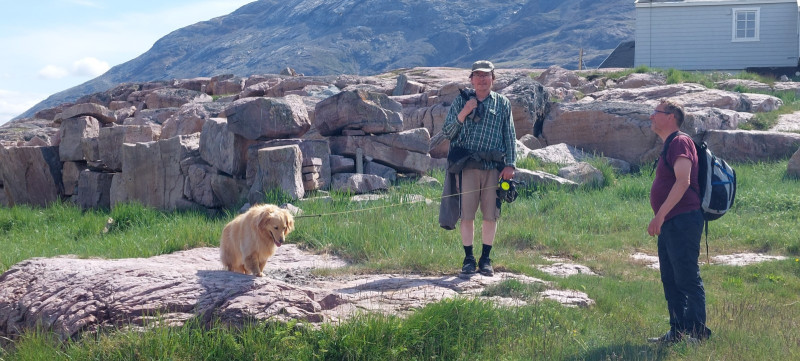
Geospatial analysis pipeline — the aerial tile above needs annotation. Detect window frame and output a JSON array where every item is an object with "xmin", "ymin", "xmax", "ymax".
[{"xmin": 732, "ymin": 7, "xmax": 760, "ymax": 42}]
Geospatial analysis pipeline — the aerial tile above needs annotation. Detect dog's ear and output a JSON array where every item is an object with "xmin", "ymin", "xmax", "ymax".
[
  {"xmin": 257, "ymin": 211, "xmax": 274, "ymax": 232},
  {"xmin": 283, "ymin": 210, "xmax": 295, "ymax": 235}
]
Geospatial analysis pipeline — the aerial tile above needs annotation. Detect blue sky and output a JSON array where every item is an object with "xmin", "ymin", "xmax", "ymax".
[{"xmin": 0, "ymin": 0, "xmax": 255, "ymax": 125}]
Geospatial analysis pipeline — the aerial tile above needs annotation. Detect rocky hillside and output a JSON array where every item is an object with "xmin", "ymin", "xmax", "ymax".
[{"xmin": 17, "ymin": 0, "xmax": 634, "ymax": 119}]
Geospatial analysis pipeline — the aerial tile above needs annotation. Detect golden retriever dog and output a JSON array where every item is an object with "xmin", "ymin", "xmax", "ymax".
[{"xmin": 219, "ymin": 204, "xmax": 295, "ymax": 277}]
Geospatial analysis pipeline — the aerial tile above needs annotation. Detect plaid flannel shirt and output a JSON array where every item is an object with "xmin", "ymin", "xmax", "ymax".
[{"xmin": 442, "ymin": 91, "xmax": 516, "ymax": 170}]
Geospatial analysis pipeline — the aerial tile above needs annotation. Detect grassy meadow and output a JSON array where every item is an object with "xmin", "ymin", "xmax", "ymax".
[{"xmin": 0, "ymin": 159, "xmax": 799, "ymax": 360}]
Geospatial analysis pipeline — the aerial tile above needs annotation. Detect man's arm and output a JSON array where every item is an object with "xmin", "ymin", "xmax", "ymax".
[
  {"xmin": 442, "ymin": 96, "xmax": 476, "ymax": 140},
  {"xmin": 648, "ymin": 156, "xmax": 692, "ymax": 236}
]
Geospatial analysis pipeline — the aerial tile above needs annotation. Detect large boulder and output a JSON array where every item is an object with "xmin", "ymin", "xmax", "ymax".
[
  {"xmin": 58, "ymin": 116, "xmax": 99, "ymax": 161},
  {"xmin": 208, "ymin": 74, "xmax": 245, "ymax": 96},
  {"xmin": 240, "ymin": 77, "xmax": 283, "ymax": 98},
  {"xmin": 174, "ymin": 77, "xmax": 211, "ymax": 92},
  {"xmin": 248, "ymin": 145, "xmax": 304, "ymax": 203},
  {"xmin": 60, "ymin": 103, "xmax": 117, "ymax": 124},
  {"xmin": 0, "ymin": 178, "xmax": 7, "ymax": 207},
  {"xmin": 534, "ymin": 65, "xmax": 586, "ymax": 89},
  {"xmin": 62, "ymin": 161, "xmax": 87, "ymax": 197},
  {"xmin": 330, "ymin": 155, "xmax": 356, "ymax": 174},
  {"xmin": 0, "ymin": 146, "xmax": 63, "ymax": 207},
  {"xmin": 314, "ymin": 90, "xmax": 403, "ymax": 136},
  {"xmin": 742, "ymin": 93, "xmax": 783, "ymax": 113},
  {"xmin": 130, "ymin": 108, "xmax": 176, "ymax": 125},
  {"xmin": 788, "ymin": 147, "xmax": 800, "ymax": 178},
  {"xmin": 395, "ymin": 92, "xmax": 450, "ymax": 158},
  {"xmin": 703, "ymin": 130, "xmax": 800, "ymax": 163},
  {"xmin": 272, "ymin": 77, "xmax": 333, "ymax": 97},
  {"xmin": 222, "ymin": 95, "xmax": 311, "ymax": 140},
  {"xmin": 183, "ymin": 162, "xmax": 246, "ymax": 209},
  {"xmin": 364, "ymin": 161, "xmax": 397, "ymax": 183},
  {"xmin": 558, "ymin": 162, "xmax": 604, "ymax": 187},
  {"xmin": 392, "ymin": 74, "xmax": 425, "ymax": 96},
  {"xmin": 514, "ymin": 168, "xmax": 578, "ymax": 190},
  {"xmin": 499, "ymin": 76, "xmax": 550, "ymax": 137},
  {"xmin": 616, "ymin": 73, "xmax": 667, "ymax": 89},
  {"xmin": 683, "ymin": 108, "xmax": 750, "ymax": 136},
  {"xmin": 540, "ymin": 101, "xmax": 658, "ymax": 164},
  {"xmin": 715, "ymin": 79, "xmax": 772, "ymax": 92},
  {"xmin": 772, "ymin": 112, "xmax": 800, "ymax": 133},
  {"xmin": 582, "ymin": 83, "xmax": 708, "ymax": 106},
  {"xmin": 115, "ymin": 134, "xmax": 200, "ymax": 211},
  {"xmin": 328, "ymin": 128, "xmax": 431, "ymax": 174},
  {"xmin": 529, "ymin": 143, "xmax": 596, "ymax": 165},
  {"xmin": 769, "ymin": 81, "xmax": 800, "ymax": 96},
  {"xmin": 143, "ymin": 88, "xmax": 212, "ymax": 109},
  {"xmin": 98, "ymin": 125, "xmax": 161, "ymax": 172},
  {"xmin": 331, "ymin": 173, "xmax": 390, "ymax": 194},
  {"xmin": 258, "ymin": 139, "xmax": 332, "ymax": 190},
  {"xmin": 668, "ymin": 89, "xmax": 753, "ymax": 112},
  {"xmin": 75, "ymin": 170, "xmax": 114, "ymax": 210},
  {"xmin": 160, "ymin": 103, "xmax": 217, "ymax": 140},
  {"xmin": 199, "ymin": 118, "xmax": 255, "ymax": 178},
  {"xmin": 519, "ymin": 134, "xmax": 544, "ymax": 150}
]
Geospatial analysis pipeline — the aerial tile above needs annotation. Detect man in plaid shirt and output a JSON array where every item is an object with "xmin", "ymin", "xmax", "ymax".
[{"xmin": 441, "ymin": 60, "xmax": 517, "ymax": 277}]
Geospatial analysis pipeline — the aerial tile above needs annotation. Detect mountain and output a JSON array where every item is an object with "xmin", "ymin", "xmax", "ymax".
[{"xmin": 16, "ymin": 0, "xmax": 634, "ymax": 120}]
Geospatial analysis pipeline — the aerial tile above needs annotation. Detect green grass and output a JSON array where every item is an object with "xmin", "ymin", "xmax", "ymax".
[
  {"xmin": 1, "ymin": 161, "xmax": 800, "ymax": 360},
  {"xmin": 0, "ymin": 201, "xmax": 227, "ymax": 273}
]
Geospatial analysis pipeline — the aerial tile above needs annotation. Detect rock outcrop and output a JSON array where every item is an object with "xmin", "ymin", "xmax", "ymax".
[
  {"xmin": 0, "ymin": 246, "xmax": 590, "ymax": 341},
  {"xmin": 0, "ymin": 146, "xmax": 63, "ymax": 207}
]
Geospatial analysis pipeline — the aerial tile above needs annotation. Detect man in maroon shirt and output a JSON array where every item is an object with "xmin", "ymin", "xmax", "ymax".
[{"xmin": 647, "ymin": 99, "xmax": 711, "ymax": 344}]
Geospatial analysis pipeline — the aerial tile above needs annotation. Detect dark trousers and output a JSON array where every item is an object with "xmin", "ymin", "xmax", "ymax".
[{"xmin": 657, "ymin": 209, "xmax": 711, "ymax": 338}]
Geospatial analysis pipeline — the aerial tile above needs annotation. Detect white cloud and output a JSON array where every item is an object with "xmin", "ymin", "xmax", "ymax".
[
  {"xmin": 35, "ymin": 58, "xmax": 110, "ymax": 81},
  {"xmin": 72, "ymin": 57, "xmax": 110, "ymax": 77},
  {"xmin": 0, "ymin": 0, "xmax": 255, "ymax": 122},
  {"xmin": 0, "ymin": 89, "xmax": 46, "ymax": 125},
  {"xmin": 38, "ymin": 65, "xmax": 69, "ymax": 80}
]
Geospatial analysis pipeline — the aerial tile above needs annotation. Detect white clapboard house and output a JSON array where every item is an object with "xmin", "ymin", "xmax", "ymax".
[{"xmin": 603, "ymin": 0, "xmax": 800, "ymax": 70}]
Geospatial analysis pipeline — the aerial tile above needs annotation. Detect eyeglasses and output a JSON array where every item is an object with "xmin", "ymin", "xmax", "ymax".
[
  {"xmin": 472, "ymin": 72, "xmax": 492, "ymax": 78},
  {"xmin": 651, "ymin": 109, "xmax": 671, "ymax": 116}
]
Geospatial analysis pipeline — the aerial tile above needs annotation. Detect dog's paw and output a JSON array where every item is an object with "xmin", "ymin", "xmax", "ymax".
[{"xmin": 256, "ymin": 272, "xmax": 265, "ymax": 277}]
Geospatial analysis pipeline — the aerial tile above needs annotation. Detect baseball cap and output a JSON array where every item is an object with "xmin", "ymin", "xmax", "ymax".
[{"xmin": 471, "ymin": 60, "xmax": 494, "ymax": 72}]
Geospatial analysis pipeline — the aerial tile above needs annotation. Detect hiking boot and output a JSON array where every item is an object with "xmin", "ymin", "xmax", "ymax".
[
  {"xmin": 647, "ymin": 330, "xmax": 682, "ymax": 344},
  {"xmin": 461, "ymin": 257, "xmax": 477, "ymax": 274},
  {"xmin": 478, "ymin": 257, "xmax": 494, "ymax": 276}
]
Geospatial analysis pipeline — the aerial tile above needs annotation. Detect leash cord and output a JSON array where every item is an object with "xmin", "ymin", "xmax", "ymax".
[{"xmin": 295, "ymin": 185, "xmax": 499, "ymax": 219}]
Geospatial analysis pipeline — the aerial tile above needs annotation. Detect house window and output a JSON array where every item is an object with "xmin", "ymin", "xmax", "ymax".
[{"xmin": 732, "ymin": 8, "xmax": 760, "ymax": 42}]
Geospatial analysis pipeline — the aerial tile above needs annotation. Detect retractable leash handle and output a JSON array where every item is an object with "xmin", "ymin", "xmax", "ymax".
[{"xmin": 497, "ymin": 178, "xmax": 525, "ymax": 204}]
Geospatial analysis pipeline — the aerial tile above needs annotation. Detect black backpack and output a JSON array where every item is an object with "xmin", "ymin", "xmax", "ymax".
[{"xmin": 659, "ymin": 131, "xmax": 737, "ymax": 261}]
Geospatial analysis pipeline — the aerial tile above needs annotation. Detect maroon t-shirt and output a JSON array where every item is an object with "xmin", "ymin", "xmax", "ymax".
[{"xmin": 650, "ymin": 133, "xmax": 701, "ymax": 221}]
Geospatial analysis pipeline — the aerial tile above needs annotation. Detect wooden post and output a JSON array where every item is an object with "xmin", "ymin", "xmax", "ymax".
[{"xmin": 579, "ymin": 48, "xmax": 583, "ymax": 70}]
